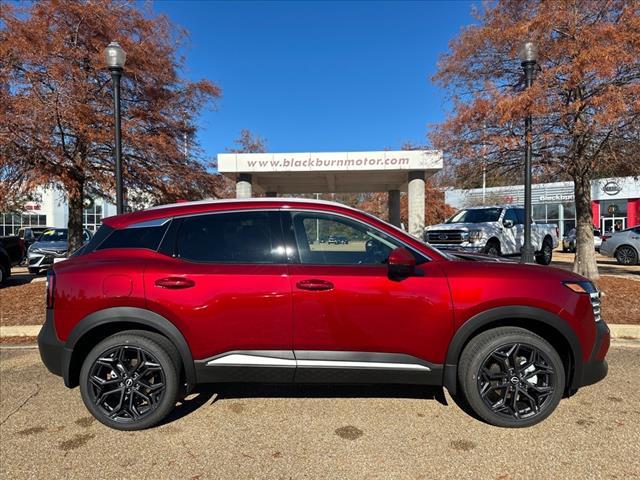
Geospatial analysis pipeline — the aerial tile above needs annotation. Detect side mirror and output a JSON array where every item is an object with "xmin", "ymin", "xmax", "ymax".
[
  {"xmin": 387, "ymin": 247, "xmax": 416, "ymax": 279},
  {"xmin": 503, "ymin": 219, "xmax": 514, "ymax": 228}
]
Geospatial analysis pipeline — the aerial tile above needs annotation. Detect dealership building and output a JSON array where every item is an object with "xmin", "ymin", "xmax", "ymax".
[
  {"xmin": 445, "ymin": 176, "xmax": 640, "ymax": 237},
  {"xmin": 0, "ymin": 187, "xmax": 117, "ymax": 237}
]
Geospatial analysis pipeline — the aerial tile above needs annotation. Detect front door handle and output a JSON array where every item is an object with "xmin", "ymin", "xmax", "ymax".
[
  {"xmin": 155, "ymin": 277, "xmax": 195, "ymax": 289},
  {"xmin": 296, "ymin": 279, "xmax": 334, "ymax": 291}
]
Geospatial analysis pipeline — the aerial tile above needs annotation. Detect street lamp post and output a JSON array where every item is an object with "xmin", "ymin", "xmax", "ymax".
[
  {"xmin": 104, "ymin": 41, "xmax": 127, "ymax": 214},
  {"xmin": 519, "ymin": 41, "xmax": 538, "ymax": 263}
]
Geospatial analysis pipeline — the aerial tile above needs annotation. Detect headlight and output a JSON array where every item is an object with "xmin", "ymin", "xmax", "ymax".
[
  {"xmin": 468, "ymin": 230, "xmax": 483, "ymax": 242},
  {"xmin": 29, "ymin": 247, "xmax": 43, "ymax": 255},
  {"xmin": 563, "ymin": 281, "xmax": 601, "ymax": 322},
  {"xmin": 563, "ymin": 281, "xmax": 597, "ymax": 294}
]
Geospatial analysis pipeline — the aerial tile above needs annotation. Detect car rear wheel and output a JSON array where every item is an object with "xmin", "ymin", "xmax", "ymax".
[
  {"xmin": 535, "ymin": 238, "xmax": 553, "ymax": 265},
  {"xmin": 615, "ymin": 245, "xmax": 638, "ymax": 265},
  {"xmin": 458, "ymin": 327, "xmax": 565, "ymax": 428},
  {"xmin": 79, "ymin": 332, "xmax": 179, "ymax": 431}
]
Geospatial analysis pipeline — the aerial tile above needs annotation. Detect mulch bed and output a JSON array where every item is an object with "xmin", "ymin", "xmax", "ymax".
[
  {"xmin": 1, "ymin": 274, "xmax": 638, "ymax": 327},
  {"xmin": 596, "ymin": 276, "xmax": 640, "ymax": 325},
  {"xmin": 0, "ymin": 282, "xmax": 45, "ymax": 327}
]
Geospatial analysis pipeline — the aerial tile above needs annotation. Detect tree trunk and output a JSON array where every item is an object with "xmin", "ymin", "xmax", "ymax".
[
  {"xmin": 572, "ymin": 173, "xmax": 599, "ymax": 280},
  {"xmin": 67, "ymin": 179, "xmax": 85, "ymax": 255}
]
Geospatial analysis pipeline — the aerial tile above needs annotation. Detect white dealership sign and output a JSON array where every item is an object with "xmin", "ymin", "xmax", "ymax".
[{"xmin": 218, "ymin": 150, "xmax": 443, "ymax": 173}]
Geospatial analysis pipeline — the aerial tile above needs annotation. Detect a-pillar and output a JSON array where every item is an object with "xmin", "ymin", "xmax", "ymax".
[
  {"xmin": 408, "ymin": 171, "xmax": 425, "ymax": 238},
  {"xmin": 388, "ymin": 190, "xmax": 401, "ymax": 227},
  {"xmin": 236, "ymin": 173, "xmax": 252, "ymax": 199}
]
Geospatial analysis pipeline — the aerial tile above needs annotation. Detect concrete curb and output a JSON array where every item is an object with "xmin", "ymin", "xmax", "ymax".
[{"xmin": 1, "ymin": 323, "xmax": 640, "ymax": 339}]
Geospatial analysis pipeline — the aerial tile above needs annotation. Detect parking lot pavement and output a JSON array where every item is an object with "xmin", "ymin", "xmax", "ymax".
[{"xmin": 1, "ymin": 347, "xmax": 639, "ymax": 480}]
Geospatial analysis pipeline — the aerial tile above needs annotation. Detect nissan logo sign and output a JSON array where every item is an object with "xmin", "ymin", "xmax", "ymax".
[{"xmin": 602, "ymin": 181, "xmax": 621, "ymax": 196}]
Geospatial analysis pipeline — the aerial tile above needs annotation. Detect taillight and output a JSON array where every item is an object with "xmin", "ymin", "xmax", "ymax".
[{"xmin": 46, "ymin": 269, "xmax": 56, "ymax": 309}]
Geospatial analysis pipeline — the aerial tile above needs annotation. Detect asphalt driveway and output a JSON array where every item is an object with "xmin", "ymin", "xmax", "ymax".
[{"xmin": 1, "ymin": 345, "xmax": 639, "ymax": 479}]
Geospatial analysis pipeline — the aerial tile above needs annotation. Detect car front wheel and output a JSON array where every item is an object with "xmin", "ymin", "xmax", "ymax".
[
  {"xmin": 79, "ymin": 332, "xmax": 179, "ymax": 430},
  {"xmin": 458, "ymin": 327, "xmax": 565, "ymax": 428}
]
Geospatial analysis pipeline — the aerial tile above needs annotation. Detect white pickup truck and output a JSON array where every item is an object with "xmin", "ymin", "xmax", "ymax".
[{"xmin": 424, "ymin": 205, "xmax": 559, "ymax": 265}]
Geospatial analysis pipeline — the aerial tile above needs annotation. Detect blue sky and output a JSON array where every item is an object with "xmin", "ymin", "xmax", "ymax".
[{"xmin": 152, "ymin": 1, "xmax": 476, "ymax": 161}]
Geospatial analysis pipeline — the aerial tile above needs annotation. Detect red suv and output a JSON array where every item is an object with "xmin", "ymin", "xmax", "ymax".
[{"xmin": 38, "ymin": 199, "xmax": 609, "ymax": 430}]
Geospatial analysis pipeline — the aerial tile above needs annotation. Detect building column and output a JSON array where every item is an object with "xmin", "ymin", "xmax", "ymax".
[
  {"xmin": 236, "ymin": 173, "xmax": 252, "ymax": 199},
  {"xmin": 591, "ymin": 201, "xmax": 600, "ymax": 229},
  {"xmin": 558, "ymin": 203, "xmax": 565, "ymax": 239},
  {"xmin": 407, "ymin": 171, "xmax": 425, "ymax": 238},
  {"xmin": 628, "ymin": 199, "xmax": 638, "ymax": 227},
  {"xmin": 388, "ymin": 189, "xmax": 401, "ymax": 227}
]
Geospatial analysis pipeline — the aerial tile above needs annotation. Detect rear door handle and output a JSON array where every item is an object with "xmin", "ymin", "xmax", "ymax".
[
  {"xmin": 155, "ymin": 277, "xmax": 195, "ymax": 289},
  {"xmin": 296, "ymin": 279, "xmax": 334, "ymax": 291}
]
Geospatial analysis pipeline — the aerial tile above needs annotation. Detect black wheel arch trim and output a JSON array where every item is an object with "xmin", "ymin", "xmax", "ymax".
[
  {"xmin": 64, "ymin": 307, "xmax": 195, "ymax": 389},
  {"xmin": 442, "ymin": 306, "xmax": 583, "ymax": 396}
]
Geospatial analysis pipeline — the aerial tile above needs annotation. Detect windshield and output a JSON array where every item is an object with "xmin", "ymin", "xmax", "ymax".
[
  {"xmin": 446, "ymin": 208, "xmax": 502, "ymax": 224},
  {"xmin": 38, "ymin": 229, "xmax": 68, "ymax": 242}
]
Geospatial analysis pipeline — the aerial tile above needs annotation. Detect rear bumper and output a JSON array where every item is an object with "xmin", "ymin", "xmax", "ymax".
[
  {"xmin": 37, "ymin": 310, "xmax": 72, "ymax": 384},
  {"xmin": 573, "ymin": 320, "xmax": 610, "ymax": 389}
]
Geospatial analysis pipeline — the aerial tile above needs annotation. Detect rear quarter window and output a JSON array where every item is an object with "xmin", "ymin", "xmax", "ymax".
[{"xmin": 97, "ymin": 223, "xmax": 169, "ymax": 251}]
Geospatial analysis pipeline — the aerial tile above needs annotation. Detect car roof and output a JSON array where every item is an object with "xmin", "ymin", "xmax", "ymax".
[
  {"xmin": 462, "ymin": 205, "xmax": 519, "ymax": 210},
  {"xmin": 102, "ymin": 197, "xmax": 362, "ymax": 229}
]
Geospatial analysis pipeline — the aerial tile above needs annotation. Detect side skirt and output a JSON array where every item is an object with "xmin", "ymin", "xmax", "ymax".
[{"xmin": 194, "ymin": 350, "xmax": 443, "ymax": 386}]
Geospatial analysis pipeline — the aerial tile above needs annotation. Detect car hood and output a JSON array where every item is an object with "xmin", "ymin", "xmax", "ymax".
[
  {"xmin": 426, "ymin": 222, "xmax": 494, "ymax": 231},
  {"xmin": 448, "ymin": 251, "xmax": 517, "ymax": 263},
  {"xmin": 30, "ymin": 240, "xmax": 68, "ymax": 252}
]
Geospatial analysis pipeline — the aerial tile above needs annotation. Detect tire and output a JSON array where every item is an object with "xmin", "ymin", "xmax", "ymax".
[
  {"xmin": 458, "ymin": 327, "xmax": 565, "ymax": 428},
  {"xmin": 79, "ymin": 331, "xmax": 179, "ymax": 431},
  {"xmin": 484, "ymin": 240, "xmax": 501, "ymax": 257},
  {"xmin": 28, "ymin": 267, "xmax": 39, "ymax": 275},
  {"xmin": 0, "ymin": 262, "xmax": 7, "ymax": 286},
  {"xmin": 615, "ymin": 245, "xmax": 638, "ymax": 265},
  {"xmin": 535, "ymin": 238, "xmax": 553, "ymax": 265}
]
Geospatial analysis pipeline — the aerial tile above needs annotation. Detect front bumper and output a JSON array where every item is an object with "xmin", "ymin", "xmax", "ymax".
[
  {"xmin": 28, "ymin": 251, "xmax": 65, "ymax": 269},
  {"xmin": 574, "ymin": 320, "xmax": 610, "ymax": 389},
  {"xmin": 38, "ymin": 310, "xmax": 72, "ymax": 385}
]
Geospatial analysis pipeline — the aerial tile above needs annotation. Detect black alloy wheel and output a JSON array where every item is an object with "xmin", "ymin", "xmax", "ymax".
[
  {"xmin": 87, "ymin": 345, "xmax": 166, "ymax": 422},
  {"xmin": 477, "ymin": 343, "xmax": 555, "ymax": 420},
  {"xmin": 615, "ymin": 245, "xmax": 638, "ymax": 265},
  {"xmin": 458, "ymin": 327, "xmax": 565, "ymax": 428},
  {"xmin": 80, "ymin": 332, "xmax": 179, "ymax": 430}
]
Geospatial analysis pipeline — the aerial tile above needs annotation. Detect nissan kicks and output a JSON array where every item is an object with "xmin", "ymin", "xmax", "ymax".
[{"xmin": 38, "ymin": 198, "xmax": 609, "ymax": 430}]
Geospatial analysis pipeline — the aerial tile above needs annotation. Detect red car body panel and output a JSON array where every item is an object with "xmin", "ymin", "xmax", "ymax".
[
  {"xmin": 143, "ymin": 257, "xmax": 292, "ymax": 360},
  {"xmin": 289, "ymin": 262, "xmax": 453, "ymax": 364}
]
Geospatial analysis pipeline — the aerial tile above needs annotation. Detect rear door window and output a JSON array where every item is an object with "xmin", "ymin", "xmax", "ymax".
[{"xmin": 175, "ymin": 211, "xmax": 283, "ymax": 264}]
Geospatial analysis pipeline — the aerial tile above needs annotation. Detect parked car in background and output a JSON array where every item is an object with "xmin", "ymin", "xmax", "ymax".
[
  {"xmin": 424, "ymin": 205, "xmax": 559, "ymax": 265},
  {"xmin": 0, "ymin": 236, "xmax": 25, "ymax": 285},
  {"xmin": 17, "ymin": 226, "xmax": 53, "ymax": 264},
  {"xmin": 27, "ymin": 228, "xmax": 92, "ymax": 274},
  {"xmin": 39, "ymin": 198, "xmax": 608, "ymax": 431},
  {"xmin": 599, "ymin": 226, "xmax": 640, "ymax": 265},
  {"xmin": 562, "ymin": 228, "xmax": 602, "ymax": 252},
  {"xmin": 327, "ymin": 234, "xmax": 349, "ymax": 244}
]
